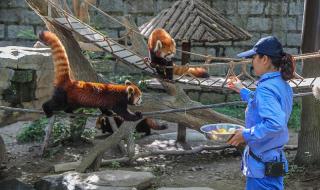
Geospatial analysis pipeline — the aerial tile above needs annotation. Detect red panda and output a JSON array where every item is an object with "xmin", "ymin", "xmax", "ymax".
[
  {"xmin": 39, "ymin": 31, "xmax": 142, "ymax": 121},
  {"xmin": 96, "ymin": 114, "xmax": 168, "ymax": 136},
  {"xmin": 147, "ymin": 28, "xmax": 209, "ymax": 80}
]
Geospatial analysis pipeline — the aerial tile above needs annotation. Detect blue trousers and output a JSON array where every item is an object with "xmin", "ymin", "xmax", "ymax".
[{"xmin": 246, "ymin": 176, "xmax": 284, "ymax": 190}]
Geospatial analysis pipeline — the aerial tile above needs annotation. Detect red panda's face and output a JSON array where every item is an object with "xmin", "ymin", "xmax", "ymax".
[
  {"xmin": 95, "ymin": 116, "xmax": 106, "ymax": 130},
  {"xmin": 125, "ymin": 80, "xmax": 142, "ymax": 105},
  {"xmin": 148, "ymin": 29, "xmax": 176, "ymax": 61}
]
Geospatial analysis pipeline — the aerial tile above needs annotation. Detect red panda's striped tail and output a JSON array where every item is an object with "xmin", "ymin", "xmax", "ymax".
[
  {"xmin": 39, "ymin": 31, "xmax": 71, "ymax": 86},
  {"xmin": 188, "ymin": 67, "xmax": 210, "ymax": 78}
]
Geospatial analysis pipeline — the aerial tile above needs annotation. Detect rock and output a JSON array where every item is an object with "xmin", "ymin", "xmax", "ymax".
[
  {"xmin": 0, "ymin": 178, "xmax": 35, "ymax": 190},
  {"xmin": 34, "ymin": 170, "xmax": 155, "ymax": 190}
]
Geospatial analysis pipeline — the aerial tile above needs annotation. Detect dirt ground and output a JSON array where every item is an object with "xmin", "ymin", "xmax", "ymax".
[{"xmin": 0, "ymin": 120, "xmax": 320, "ymax": 190}]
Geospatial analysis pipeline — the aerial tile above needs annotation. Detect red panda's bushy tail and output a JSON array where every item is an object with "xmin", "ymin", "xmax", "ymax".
[
  {"xmin": 140, "ymin": 118, "xmax": 168, "ymax": 130},
  {"xmin": 173, "ymin": 65, "xmax": 210, "ymax": 78},
  {"xmin": 187, "ymin": 67, "xmax": 210, "ymax": 78},
  {"xmin": 39, "ymin": 31, "xmax": 71, "ymax": 86}
]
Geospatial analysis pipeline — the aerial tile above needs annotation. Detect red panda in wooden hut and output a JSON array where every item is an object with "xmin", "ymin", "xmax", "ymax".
[{"xmin": 147, "ymin": 28, "xmax": 209, "ymax": 80}]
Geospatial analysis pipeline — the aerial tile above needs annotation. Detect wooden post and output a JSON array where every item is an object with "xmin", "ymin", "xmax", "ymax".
[
  {"xmin": 178, "ymin": 41, "xmax": 191, "ymax": 148},
  {"xmin": 181, "ymin": 41, "xmax": 191, "ymax": 65},
  {"xmin": 0, "ymin": 135, "xmax": 5, "ymax": 166},
  {"xmin": 177, "ymin": 123, "xmax": 186, "ymax": 143},
  {"xmin": 41, "ymin": 116, "xmax": 55, "ymax": 156}
]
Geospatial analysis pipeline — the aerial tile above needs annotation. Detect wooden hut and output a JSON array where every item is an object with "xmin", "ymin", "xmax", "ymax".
[{"xmin": 139, "ymin": 0, "xmax": 252, "ymax": 64}]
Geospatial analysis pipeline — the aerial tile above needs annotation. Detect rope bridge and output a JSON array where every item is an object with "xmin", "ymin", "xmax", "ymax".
[{"xmin": 46, "ymin": 0, "xmax": 320, "ymax": 91}]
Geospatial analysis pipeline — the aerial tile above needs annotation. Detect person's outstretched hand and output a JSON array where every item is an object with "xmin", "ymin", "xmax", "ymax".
[{"xmin": 227, "ymin": 76, "xmax": 244, "ymax": 93}]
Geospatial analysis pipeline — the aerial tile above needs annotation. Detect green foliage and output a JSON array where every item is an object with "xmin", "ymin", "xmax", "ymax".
[
  {"xmin": 133, "ymin": 131, "xmax": 144, "ymax": 140},
  {"xmin": 75, "ymin": 108, "xmax": 98, "ymax": 114},
  {"xmin": 110, "ymin": 161, "xmax": 121, "ymax": 169},
  {"xmin": 83, "ymin": 51, "xmax": 113, "ymax": 61},
  {"xmin": 288, "ymin": 101, "xmax": 301, "ymax": 130},
  {"xmin": 17, "ymin": 29, "xmax": 37, "ymax": 40},
  {"xmin": 17, "ymin": 117, "xmax": 48, "ymax": 143},
  {"xmin": 212, "ymin": 101, "xmax": 301, "ymax": 129},
  {"xmin": 17, "ymin": 108, "xmax": 99, "ymax": 143},
  {"xmin": 81, "ymin": 128, "xmax": 97, "ymax": 141},
  {"xmin": 213, "ymin": 105, "xmax": 246, "ymax": 120},
  {"xmin": 52, "ymin": 121, "xmax": 70, "ymax": 143}
]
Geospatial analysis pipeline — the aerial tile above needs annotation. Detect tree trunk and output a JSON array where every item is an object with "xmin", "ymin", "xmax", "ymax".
[
  {"xmin": 26, "ymin": 0, "xmax": 102, "ymax": 82},
  {"xmin": 295, "ymin": 0, "xmax": 320, "ymax": 165}
]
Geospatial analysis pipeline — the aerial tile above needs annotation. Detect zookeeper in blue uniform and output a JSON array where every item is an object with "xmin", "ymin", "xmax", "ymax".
[{"xmin": 227, "ymin": 36, "xmax": 295, "ymax": 190}]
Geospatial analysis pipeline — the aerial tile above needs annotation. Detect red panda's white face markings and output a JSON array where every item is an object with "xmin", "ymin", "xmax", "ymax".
[
  {"xmin": 125, "ymin": 80, "xmax": 142, "ymax": 105},
  {"xmin": 148, "ymin": 28, "xmax": 176, "ymax": 61}
]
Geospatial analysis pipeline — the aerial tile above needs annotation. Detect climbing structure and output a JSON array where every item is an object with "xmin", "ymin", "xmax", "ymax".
[{"xmin": 46, "ymin": 0, "xmax": 320, "ymax": 92}]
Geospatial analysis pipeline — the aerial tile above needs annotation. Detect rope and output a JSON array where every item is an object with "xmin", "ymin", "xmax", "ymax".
[{"xmin": 0, "ymin": 92, "xmax": 313, "ymax": 117}]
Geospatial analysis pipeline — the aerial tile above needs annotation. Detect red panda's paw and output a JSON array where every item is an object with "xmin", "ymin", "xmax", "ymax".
[
  {"xmin": 143, "ymin": 57, "xmax": 150, "ymax": 63},
  {"xmin": 135, "ymin": 111, "xmax": 143, "ymax": 119}
]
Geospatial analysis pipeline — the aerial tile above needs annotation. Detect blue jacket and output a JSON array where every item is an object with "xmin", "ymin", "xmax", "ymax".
[{"xmin": 240, "ymin": 71, "xmax": 293, "ymax": 178}]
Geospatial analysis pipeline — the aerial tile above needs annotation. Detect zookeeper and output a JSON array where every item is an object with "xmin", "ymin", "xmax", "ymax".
[{"xmin": 227, "ymin": 36, "xmax": 295, "ymax": 190}]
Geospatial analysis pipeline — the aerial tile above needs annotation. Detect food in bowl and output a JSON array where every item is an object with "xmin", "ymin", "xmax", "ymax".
[{"xmin": 200, "ymin": 123, "xmax": 244, "ymax": 142}]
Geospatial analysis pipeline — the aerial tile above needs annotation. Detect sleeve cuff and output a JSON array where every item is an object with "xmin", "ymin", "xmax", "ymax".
[
  {"xmin": 242, "ymin": 128, "xmax": 252, "ymax": 143},
  {"xmin": 240, "ymin": 88, "xmax": 252, "ymax": 102}
]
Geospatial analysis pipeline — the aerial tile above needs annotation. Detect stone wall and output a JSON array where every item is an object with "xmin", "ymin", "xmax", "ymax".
[
  {"xmin": 93, "ymin": 0, "xmax": 304, "ymax": 57},
  {"xmin": 0, "ymin": 0, "xmax": 304, "ymax": 74},
  {"xmin": 0, "ymin": 0, "xmax": 45, "ymax": 47},
  {"xmin": 0, "ymin": 46, "xmax": 53, "ymax": 126},
  {"xmin": 0, "ymin": 0, "xmax": 304, "ymax": 51}
]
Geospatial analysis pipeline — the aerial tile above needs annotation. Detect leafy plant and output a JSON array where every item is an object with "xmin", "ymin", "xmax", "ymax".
[
  {"xmin": 17, "ymin": 29, "xmax": 37, "ymax": 40},
  {"xmin": 213, "ymin": 105, "xmax": 246, "ymax": 120},
  {"xmin": 287, "ymin": 101, "xmax": 301, "ymax": 130},
  {"xmin": 81, "ymin": 128, "xmax": 97, "ymax": 141},
  {"xmin": 17, "ymin": 117, "xmax": 48, "ymax": 143},
  {"xmin": 52, "ymin": 121, "xmax": 70, "ymax": 143},
  {"xmin": 110, "ymin": 161, "xmax": 121, "ymax": 169}
]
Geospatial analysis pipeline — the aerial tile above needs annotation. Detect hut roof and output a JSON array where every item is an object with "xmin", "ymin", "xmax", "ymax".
[{"xmin": 139, "ymin": 0, "xmax": 251, "ymax": 42}]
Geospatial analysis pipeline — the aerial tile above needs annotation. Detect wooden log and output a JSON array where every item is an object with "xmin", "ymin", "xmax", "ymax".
[
  {"xmin": 41, "ymin": 116, "xmax": 55, "ymax": 157},
  {"xmin": 75, "ymin": 120, "xmax": 141, "ymax": 173}
]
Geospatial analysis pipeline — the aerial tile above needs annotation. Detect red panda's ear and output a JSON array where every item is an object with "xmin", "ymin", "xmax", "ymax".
[
  {"xmin": 154, "ymin": 40, "xmax": 162, "ymax": 52},
  {"xmin": 172, "ymin": 39, "xmax": 176, "ymax": 47},
  {"xmin": 125, "ymin": 80, "xmax": 132, "ymax": 86},
  {"xmin": 126, "ymin": 86, "xmax": 134, "ymax": 96}
]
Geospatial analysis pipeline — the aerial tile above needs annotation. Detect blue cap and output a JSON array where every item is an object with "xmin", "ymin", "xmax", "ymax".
[{"xmin": 237, "ymin": 36, "xmax": 283, "ymax": 58}]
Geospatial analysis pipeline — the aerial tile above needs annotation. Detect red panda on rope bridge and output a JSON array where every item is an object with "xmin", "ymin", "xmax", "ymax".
[
  {"xmin": 39, "ymin": 31, "xmax": 142, "ymax": 121},
  {"xmin": 147, "ymin": 28, "xmax": 209, "ymax": 81}
]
